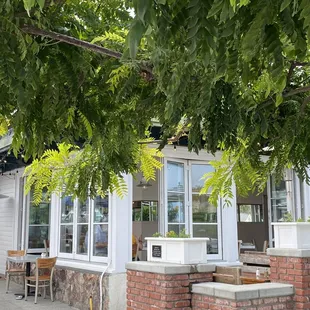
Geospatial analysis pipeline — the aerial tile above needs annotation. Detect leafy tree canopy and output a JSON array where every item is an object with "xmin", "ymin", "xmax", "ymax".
[{"xmin": 2, "ymin": 0, "xmax": 310, "ymax": 204}]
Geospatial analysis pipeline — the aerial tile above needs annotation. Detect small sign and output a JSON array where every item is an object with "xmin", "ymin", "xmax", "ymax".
[{"xmin": 152, "ymin": 245, "xmax": 162, "ymax": 258}]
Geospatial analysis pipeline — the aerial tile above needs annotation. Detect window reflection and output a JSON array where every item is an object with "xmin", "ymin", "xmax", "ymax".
[
  {"xmin": 28, "ymin": 189, "xmax": 50, "ymax": 249},
  {"xmin": 93, "ymin": 224, "xmax": 108, "ymax": 257}
]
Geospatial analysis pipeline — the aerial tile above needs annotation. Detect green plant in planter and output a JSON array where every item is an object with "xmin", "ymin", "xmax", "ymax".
[
  {"xmin": 152, "ymin": 229, "xmax": 190, "ymax": 238},
  {"xmin": 282, "ymin": 212, "xmax": 310, "ymax": 223},
  {"xmin": 283, "ymin": 212, "xmax": 294, "ymax": 222},
  {"xmin": 152, "ymin": 232, "xmax": 163, "ymax": 237},
  {"xmin": 179, "ymin": 228, "xmax": 191, "ymax": 238},
  {"xmin": 165, "ymin": 230, "xmax": 178, "ymax": 238}
]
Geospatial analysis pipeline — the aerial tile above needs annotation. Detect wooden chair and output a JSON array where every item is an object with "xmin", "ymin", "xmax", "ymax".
[
  {"xmin": 43, "ymin": 240, "xmax": 50, "ymax": 257},
  {"xmin": 263, "ymin": 240, "xmax": 269, "ymax": 252},
  {"xmin": 213, "ymin": 266, "xmax": 242, "ymax": 285},
  {"xmin": 25, "ymin": 257, "xmax": 57, "ymax": 304},
  {"xmin": 6, "ymin": 250, "xmax": 26, "ymax": 293}
]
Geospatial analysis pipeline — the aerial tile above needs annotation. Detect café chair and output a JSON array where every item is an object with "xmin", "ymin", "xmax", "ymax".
[
  {"xmin": 25, "ymin": 257, "xmax": 57, "ymax": 304},
  {"xmin": 43, "ymin": 239, "xmax": 50, "ymax": 257},
  {"xmin": 6, "ymin": 250, "xmax": 26, "ymax": 293}
]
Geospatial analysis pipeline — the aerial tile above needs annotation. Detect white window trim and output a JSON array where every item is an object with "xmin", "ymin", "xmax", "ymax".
[
  {"xmin": 25, "ymin": 191, "xmax": 51, "ymax": 254},
  {"xmin": 163, "ymin": 157, "xmax": 224, "ymax": 260},
  {"xmin": 165, "ymin": 158, "xmax": 188, "ymax": 234},
  {"xmin": 56, "ymin": 194, "xmax": 110, "ymax": 264}
]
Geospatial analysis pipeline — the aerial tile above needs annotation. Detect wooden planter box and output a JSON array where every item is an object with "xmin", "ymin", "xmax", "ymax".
[
  {"xmin": 272, "ymin": 222, "xmax": 310, "ymax": 249},
  {"xmin": 145, "ymin": 237, "xmax": 208, "ymax": 264}
]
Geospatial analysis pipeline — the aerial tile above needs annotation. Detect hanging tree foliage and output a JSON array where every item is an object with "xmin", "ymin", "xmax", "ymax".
[{"xmin": 1, "ymin": 0, "xmax": 310, "ymax": 203}]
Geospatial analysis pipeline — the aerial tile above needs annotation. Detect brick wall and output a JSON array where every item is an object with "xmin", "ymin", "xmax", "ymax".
[
  {"xmin": 191, "ymin": 295, "xmax": 294, "ymax": 310},
  {"xmin": 269, "ymin": 256, "xmax": 310, "ymax": 309},
  {"xmin": 127, "ymin": 269, "xmax": 213, "ymax": 310}
]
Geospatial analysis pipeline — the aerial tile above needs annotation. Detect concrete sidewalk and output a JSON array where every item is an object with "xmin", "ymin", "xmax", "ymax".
[{"xmin": 0, "ymin": 279, "xmax": 78, "ymax": 310}]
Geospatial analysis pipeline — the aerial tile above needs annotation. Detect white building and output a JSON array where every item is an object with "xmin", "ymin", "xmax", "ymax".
[{"xmin": 0, "ymin": 138, "xmax": 309, "ymax": 309}]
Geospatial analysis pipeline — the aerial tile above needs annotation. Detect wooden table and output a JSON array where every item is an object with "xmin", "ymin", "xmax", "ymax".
[{"xmin": 7, "ymin": 255, "xmax": 41, "ymax": 295}]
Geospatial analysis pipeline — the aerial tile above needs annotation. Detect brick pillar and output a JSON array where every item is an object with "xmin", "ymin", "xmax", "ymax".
[
  {"xmin": 126, "ymin": 262, "xmax": 215, "ymax": 310},
  {"xmin": 268, "ymin": 248, "xmax": 310, "ymax": 309}
]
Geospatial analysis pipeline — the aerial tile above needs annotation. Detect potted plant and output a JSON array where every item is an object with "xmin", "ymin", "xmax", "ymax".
[
  {"xmin": 145, "ymin": 229, "xmax": 208, "ymax": 264},
  {"xmin": 272, "ymin": 213, "xmax": 310, "ymax": 249}
]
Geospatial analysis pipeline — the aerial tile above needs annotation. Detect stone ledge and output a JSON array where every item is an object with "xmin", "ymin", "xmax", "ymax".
[
  {"xmin": 192, "ymin": 282, "xmax": 294, "ymax": 301},
  {"xmin": 267, "ymin": 248, "xmax": 310, "ymax": 257},
  {"xmin": 125, "ymin": 261, "xmax": 216, "ymax": 274}
]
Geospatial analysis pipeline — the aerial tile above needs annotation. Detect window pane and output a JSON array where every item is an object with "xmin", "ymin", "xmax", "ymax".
[
  {"xmin": 168, "ymin": 193, "xmax": 185, "ymax": 223},
  {"xmin": 191, "ymin": 164, "xmax": 214, "ymax": 192},
  {"xmin": 28, "ymin": 226, "xmax": 49, "ymax": 248},
  {"xmin": 167, "ymin": 224, "xmax": 185, "ymax": 235},
  {"xmin": 193, "ymin": 224, "xmax": 218, "ymax": 254},
  {"xmin": 29, "ymin": 202, "xmax": 50, "ymax": 225},
  {"xmin": 59, "ymin": 225, "xmax": 73, "ymax": 253},
  {"xmin": 192, "ymin": 194, "xmax": 217, "ymax": 223},
  {"xmin": 77, "ymin": 200, "xmax": 89, "ymax": 223},
  {"xmin": 94, "ymin": 196, "xmax": 109, "ymax": 223},
  {"xmin": 270, "ymin": 177, "xmax": 288, "ymax": 222},
  {"xmin": 238, "ymin": 204, "xmax": 263, "ymax": 222},
  {"xmin": 167, "ymin": 162, "xmax": 184, "ymax": 192},
  {"xmin": 61, "ymin": 196, "xmax": 74, "ymax": 223},
  {"xmin": 77, "ymin": 224, "xmax": 88, "ymax": 255},
  {"xmin": 93, "ymin": 224, "xmax": 108, "ymax": 257}
]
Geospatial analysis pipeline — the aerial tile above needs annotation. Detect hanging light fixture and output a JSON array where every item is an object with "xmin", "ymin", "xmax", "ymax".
[{"xmin": 136, "ymin": 177, "xmax": 152, "ymax": 189}]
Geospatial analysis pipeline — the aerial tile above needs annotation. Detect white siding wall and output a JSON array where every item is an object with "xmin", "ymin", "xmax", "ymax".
[{"xmin": 0, "ymin": 169, "xmax": 22, "ymax": 275}]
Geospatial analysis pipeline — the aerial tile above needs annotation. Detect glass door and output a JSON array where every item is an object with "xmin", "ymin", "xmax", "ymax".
[
  {"xmin": 165, "ymin": 159, "xmax": 222, "ymax": 259},
  {"xmin": 166, "ymin": 160, "xmax": 188, "ymax": 234},
  {"xmin": 190, "ymin": 163, "xmax": 222, "ymax": 259}
]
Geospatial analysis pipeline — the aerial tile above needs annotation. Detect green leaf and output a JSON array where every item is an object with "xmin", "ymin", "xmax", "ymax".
[
  {"xmin": 128, "ymin": 19, "xmax": 146, "ymax": 59},
  {"xmin": 23, "ymin": 0, "xmax": 35, "ymax": 16},
  {"xmin": 37, "ymin": 0, "xmax": 45, "ymax": 11},
  {"xmin": 276, "ymin": 93, "xmax": 283, "ymax": 106},
  {"xmin": 280, "ymin": 0, "xmax": 291, "ymax": 12},
  {"xmin": 157, "ymin": 0, "xmax": 166, "ymax": 4},
  {"xmin": 137, "ymin": 0, "xmax": 151, "ymax": 24},
  {"xmin": 208, "ymin": 0, "xmax": 224, "ymax": 18}
]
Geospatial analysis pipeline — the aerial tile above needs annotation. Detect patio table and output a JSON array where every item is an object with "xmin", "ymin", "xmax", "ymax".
[{"xmin": 7, "ymin": 255, "xmax": 41, "ymax": 295}]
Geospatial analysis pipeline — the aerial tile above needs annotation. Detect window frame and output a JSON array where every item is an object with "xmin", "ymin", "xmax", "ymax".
[
  {"xmin": 57, "ymin": 194, "xmax": 110, "ymax": 263},
  {"xmin": 26, "ymin": 190, "xmax": 51, "ymax": 254}
]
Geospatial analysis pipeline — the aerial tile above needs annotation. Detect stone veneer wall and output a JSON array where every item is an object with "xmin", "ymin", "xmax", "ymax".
[
  {"xmin": 53, "ymin": 267, "xmax": 109, "ymax": 310},
  {"xmin": 192, "ymin": 295, "xmax": 294, "ymax": 309},
  {"xmin": 126, "ymin": 262, "xmax": 215, "ymax": 310},
  {"xmin": 268, "ymin": 248, "xmax": 310, "ymax": 310}
]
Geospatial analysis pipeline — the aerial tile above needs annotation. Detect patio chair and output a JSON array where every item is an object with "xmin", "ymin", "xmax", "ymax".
[
  {"xmin": 25, "ymin": 257, "xmax": 57, "ymax": 304},
  {"xmin": 6, "ymin": 250, "xmax": 26, "ymax": 293},
  {"xmin": 43, "ymin": 239, "xmax": 50, "ymax": 257}
]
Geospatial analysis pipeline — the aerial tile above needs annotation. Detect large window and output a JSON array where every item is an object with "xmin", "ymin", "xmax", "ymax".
[
  {"xmin": 59, "ymin": 195, "xmax": 109, "ymax": 262},
  {"xmin": 28, "ymin": 190, "xmax": 50, "ymax": 251}
]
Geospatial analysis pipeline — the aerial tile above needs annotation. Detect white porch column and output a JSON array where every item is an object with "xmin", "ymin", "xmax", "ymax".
[
  {"xmin": 221, "ymin": 182, "xmax": 238, "ymax": 262},
  {"xmin": 110, "ymin": 174, "xmax": 133, "ymax": 273}
]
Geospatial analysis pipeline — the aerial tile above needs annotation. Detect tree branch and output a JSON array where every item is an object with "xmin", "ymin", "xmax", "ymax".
[
  {"xmin": 21, "ymin": 25, "xmax": 154, "ymax": 79},
  {"xmin": 283, "ymin": 85, "xmax": 310, "ymax": 97},
  {"xmin": 22, "ymin": 25, "xmax": 123, "ymax": 59}
]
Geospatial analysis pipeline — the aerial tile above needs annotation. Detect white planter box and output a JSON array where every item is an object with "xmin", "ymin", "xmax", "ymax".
[
  {"xmin": 145, "ymin": 237, "xmax": 208, "ymax": 264},
  {"xmin": 272, "ymin": 222, "xmax": 310, "ymax": 249}
]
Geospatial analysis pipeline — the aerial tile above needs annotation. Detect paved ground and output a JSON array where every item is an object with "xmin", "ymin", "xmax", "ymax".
[{"xmin": 0, "ymin": 279, "xmax": 78, "ymax": 310}]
